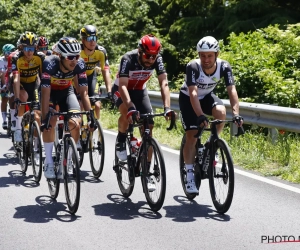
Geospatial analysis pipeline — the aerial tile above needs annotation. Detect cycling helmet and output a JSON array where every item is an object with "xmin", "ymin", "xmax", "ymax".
[
  {"xmin": 2, "ymin": 44, "xmax": 15, "ymax": 54},
  {"xmin": 56, "ymin": 37, "xmax": 81, "ymax": 56},
  {"xmin": 138, "ymin": 34, "xmax": 161, "ymax": 54},
  {"xmin": 197, "ymin": 36, "xmax": 219, "ymax": 52},
  {"xmin": 19, "ymin": 31, "xmax": 38, "ymax": 46},
  {"xmin": 80, "ymin": 25, "xmax": 98, "ymax": 37},
  {"xmin": 38, "ymin": 36, "xmax": 49, "ymax": 47}
]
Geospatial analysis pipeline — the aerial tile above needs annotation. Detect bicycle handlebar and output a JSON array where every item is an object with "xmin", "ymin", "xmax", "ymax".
[
  {"xmin": 194, "ymin": 119, "xmax": 245, "ymax": 138},
  {"xmin": 135, "ymin": 111, "xmax": 176, "ymax": 131}
]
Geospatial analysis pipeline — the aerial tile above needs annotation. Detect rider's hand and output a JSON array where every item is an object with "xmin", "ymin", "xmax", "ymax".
[
  {"xmin": 14, "ymin": 98, "xmax": 20, "ymax": 105},
  {"xmin": 232, "ymin": 114, "xmax": 244, "ymax": 127},
  {"xmin": 127, "ymin": 107, "xmax": 139, "ymax": 124},
  {"xmin": 87, "ymin": 110, "xmax": 97, "ymax": 131},
  {"xmin": 196, "ymin": 114, "xmax": 208, "ymax": 128},
  {"xmin": 164, "ymin": 107, "xmax": 176, "ymax": 121},
  {"xmin": 40, "ymin": 118, "xmax": 52, "ymax": 132}
]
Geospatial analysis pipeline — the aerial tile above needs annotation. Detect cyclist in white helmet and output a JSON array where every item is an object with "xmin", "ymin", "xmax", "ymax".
[{"xmin": 179, "ymin": 36, "xmax": 243, "ymax": 194}]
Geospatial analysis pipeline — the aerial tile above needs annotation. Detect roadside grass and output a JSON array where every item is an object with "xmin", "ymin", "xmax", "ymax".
[{"xmin": 99, "ymin": 106, "xmax": 300, "ymax": 184}]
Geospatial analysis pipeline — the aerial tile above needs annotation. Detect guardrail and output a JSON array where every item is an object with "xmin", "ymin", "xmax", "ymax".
[{"xmin": 101, "ymin": 87, "xmax": 300, "ymax": 133}]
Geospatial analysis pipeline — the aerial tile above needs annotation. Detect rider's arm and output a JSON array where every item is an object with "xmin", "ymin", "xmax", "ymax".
[
  {"xmin": 119, "ymin": 77, "xmax": 135, "ymax": 110},
  {"xmin": 101, "ymin": 68, "xmax": 112, "ymax": 92},
  {"xmin": 41, "ymin": 86, "xmax": 50, "ymax": 120},
  {"xmin": 13, "ymin": 72, "xmax": 20, "ymax": 99},
  {"xmin": 79, "ymin": 85, "xmax": 91, "ymax": 111},
  {"xmin": 158, "ymin": 73, "xmax": 171, "ymax": 108},
  {"xmin": 188, "ymin": 85, "xmax": 205, "ymax": 117},
  {"xmin": 227, "ymin": 85, "xmax": 239, "ymax": 116},
  {"xmin": 0, "ymin": 72, "xmax": 4, "ymax": 88}
]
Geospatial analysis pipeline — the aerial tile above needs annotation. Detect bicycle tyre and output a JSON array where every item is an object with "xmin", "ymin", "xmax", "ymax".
[
  {"xmin": 141, "ymin": 137, "xmax": 166, "ymax": 212},
  {"xmin": 179, "ymin": 135, "xmax": 201, "ymax": 200},
  {"xmin": 114, "ymin": 137, "xmax": 135, "ymax": 197},
  {"xmin": 48, "ymin": 142, "xmax": 60, "ymax": 199},
  {"xmin": 64, "ymin": 137, "xmax": 80, "ymax": 214},
  {"xmin": 30, "ymin": 121, "xmax": 43, "ymax": 183},
  {"xmin": 89, "ymin": 120, "xmax": 105, "ymax": 178},
  {"xmin": 20, "ymin": 126, "xmax": 29, "ymax": 173},
  {"xmin": 208, "ymin": 138, "xmax": 234, "ymax": 214}
]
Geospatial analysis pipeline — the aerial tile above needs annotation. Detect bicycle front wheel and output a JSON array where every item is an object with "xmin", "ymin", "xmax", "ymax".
[
  {"xmin": 30, "ymin": 121, "xmax": 43, "ymax": 183},
  {"xmin": 64, "ymin": 137, "xmax": 80, "ymax": 214},
  {"xmin": 20, "ymin": 126, "xmax": 29, "ymax": 173},
  {"xmin": 89, "ymin": 120, "xmax": 105, "ymax": 178},
  {"xmin": 114, "ymin": 138, "xmax": 135, "ymax": 197},
  {"xmin": 208, "ymin": 138, "xmax": 234, "ymax": 214},
  {"xmin": 141, "ymin": 137, "xmax": 166, "ymax": 212},
  {"xmin": 48, "ymin": 142, "xmax": 60, "ymax": 199}
]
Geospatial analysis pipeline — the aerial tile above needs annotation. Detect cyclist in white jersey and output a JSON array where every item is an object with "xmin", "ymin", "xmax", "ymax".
[{"xmin": 179, "ymin": 36, "xmax": 243, "ymax": 194}]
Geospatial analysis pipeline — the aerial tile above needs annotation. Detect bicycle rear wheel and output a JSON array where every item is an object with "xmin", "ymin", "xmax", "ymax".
[
  {"xmin": 179, "ymin": 135, "xmax": 201, "ymax": 200},
  {"xmin": 141, "ymin": 137, "xmax": 166, "ymax": 212},
  {"xmin": 30, "ymin": 121, "xmax": 43, "ymax": 183},
  {"xmin": 64, "ymin": 137, "xmax": 80, "ymax": 214},
  {"xmin": 208, "ymin": 138, "xmax": 234, "ymax": 214},
  {"xmin": 89, "ymin": 120, "xmax": 105, "ymax": 178},
  {"xmin": 114, "ymin": 138, "xmax": 135, "ymax": 197}
]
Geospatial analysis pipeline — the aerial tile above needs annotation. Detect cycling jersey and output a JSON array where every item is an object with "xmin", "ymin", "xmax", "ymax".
[
  {"xmin": 41, "ymin": 55, "xmax": 88, "ymax": 90},
  {"xmin": 113, "ymin": 49, "xmax": 166, "ymax": 90},
  {"xmin": 0, "ymin": 56, "xmax": 7, "ymax": 74},
  {"xmin": 11, "ymin": 51, "xmax": 45, "ymax": 85},
  {"xmin": 80, "ymin": 44, "xmax": 109, "ymax": 77},
  {"xmin": 180, "ymin": 58, "xmax": 234, "ymax": 99}
]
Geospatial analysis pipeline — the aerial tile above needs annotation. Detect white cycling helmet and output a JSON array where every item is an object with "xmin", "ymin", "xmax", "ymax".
[
  {"xmin": 56, "ymin": 37, "xmax": 81, "ymax": 56},
  {"xmin": 197, "ymin": 36, "xmax": 219, "ymax": 52}
]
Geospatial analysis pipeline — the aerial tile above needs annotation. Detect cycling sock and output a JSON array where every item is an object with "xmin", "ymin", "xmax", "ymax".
[
  {"xmin": 117, "ymin": 131, "xmax": 127, "ymax": 143},
  {"xmin": 10, "ymin": 109, "xmax": 16, "ymax": 122},
  {"xmin": 185, "ymin": 164, "xmax": 194, "ymax": 181},
  {"xmin": 2, "ymin": 112, "xmax": 7, "ymax": 121},
  {"xmin": 44, "ymin": 142, "xmax": 54, "ymax": 164},
  {"xmin": 16, "ymin": 116, "xmax": 23, "ymax": 130}
]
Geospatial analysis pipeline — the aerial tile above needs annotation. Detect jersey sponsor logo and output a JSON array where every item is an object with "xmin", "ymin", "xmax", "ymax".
[
  {"xmin": 120, "ymin": 59, "xmax": 128, "ymax": 74},
  {"xmin": 46, "ymin": 60, "xmax": 56, "ymax": 71},
  {"xmin": 84, "ymin": 58, "xmax": 88, "ymax": 62},
  {"xmin": 130, "ymin": 71, "xmax": 152, "ymax": 80},
  {"xmin": 227, "ymin": 72, "xmax": 233, "ymax": 84},
  {"xmin": 52, "ymin": 79, "xmax": 72, "ymax": 86},
  {"xmin": 192, "ymin": 71, "xmax": 196, "ymax": 83},
  {"xmin": 113, "ymin": 91, "xmax": 121, "ymax": 102},
  {"xmin": 77, "ymin": 60, "xmax": 85, "ymax": 69},
  {"xmin": 42, "ymin": 73, "xmax": 50, "ymax": 79},
  {"xmin": 78, "ymin": 72, "xmax": 87, "ymax": 78},
  {"xmin": 196, "ymin": 82, "xmax": 217, "ymax": 89}
]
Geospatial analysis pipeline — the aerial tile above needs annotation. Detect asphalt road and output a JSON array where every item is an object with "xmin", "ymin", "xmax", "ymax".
[{"xmin": 0, "ymin": 125, "xmax": 300, "ymax": 250}]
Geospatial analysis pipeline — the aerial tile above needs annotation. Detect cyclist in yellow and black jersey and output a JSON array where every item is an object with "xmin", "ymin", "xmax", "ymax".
[
  {"xmin": 79, "ymin": 25, "xmax": 112, "ymax": 119},
  {"xmin": 12, "ymin": 31, "xmax": 45, "ymax": 142}
]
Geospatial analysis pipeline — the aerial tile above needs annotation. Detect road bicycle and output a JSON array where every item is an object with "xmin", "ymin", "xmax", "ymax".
[
  {"xmin": 179, "ymin": 119, "xmax": 244, "ymax": 214},
  {"xmin": 78, "ymin": 95, "xmax": 109, "ymax": 178},
  {"xmin": 43, "ymin": 110, "xmax": 92, "ymax": 214},
  {"xmin": 14, "ymin": 101, "xmax": 43, "ymax": 182},
  {"xmin": 113, "ymin": 111, "xmax": 176, "ymax": 212}
]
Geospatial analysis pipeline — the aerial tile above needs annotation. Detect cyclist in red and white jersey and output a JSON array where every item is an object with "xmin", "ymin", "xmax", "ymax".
[{"xmin": 112, "ymin": 34, "xmax": 174, "ymax": 163}]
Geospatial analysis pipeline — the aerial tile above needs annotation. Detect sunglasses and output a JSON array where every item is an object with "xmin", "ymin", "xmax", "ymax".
[
  {"xmin": 85, "ymin": 36, "xmax": 97, "ymax": 42},
  {"xmin": 23, "ymin": 47, "xmax": 35, "ymax": 52},
  {"xmin": 142, "ymin": 52, "xmax": 158, "ymax": 60},
  {"xmin": 38, "ymin": 47, "xmax": 48, "ymax": 51},
  {"xmin": 63, "ymin": 55, "xmax": 80, "ymax": 61}
]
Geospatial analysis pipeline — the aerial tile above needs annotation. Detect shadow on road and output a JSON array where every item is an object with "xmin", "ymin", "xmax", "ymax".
[
  {"xmin": 0, "ymin": 152, "xmax": 20, "ymax": 166},
  {"xmin": 93, "ymin": 193, "xmax": 162, "ymax": 220},
  {"xmin": 13, "ymin": 195, "xmax": 80, "ymax": 223},
  {"xmin": 0, "ymin": 170, "xmax": 39, "ymax": 188},
  {"xmin": 163, "ymin": 195, "xmax": 231, "ymax": 222},
  {"xmin": 80, "ymin": 169, "xmax": 103, "ymax": 184}
]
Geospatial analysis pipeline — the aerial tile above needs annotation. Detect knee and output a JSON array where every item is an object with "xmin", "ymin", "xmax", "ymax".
[{"xmin": 213, "ymin": 105, "xmax": 226, "ymax": 118}]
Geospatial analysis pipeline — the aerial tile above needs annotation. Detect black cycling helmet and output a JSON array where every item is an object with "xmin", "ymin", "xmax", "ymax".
[
  {"xmin": 80, "ymin": 25, "xmax": 98, "ymax": 37},
  {"xmin": 19, "ymin": 31, "xmax": 38, "ymax": 46}
]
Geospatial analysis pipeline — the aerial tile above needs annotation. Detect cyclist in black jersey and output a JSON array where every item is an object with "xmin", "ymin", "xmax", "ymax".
[
  {"xmin": 40, "ymin": 37, "xmax": 93, "ymax": 179},
  {"xmin": 179, "ymin": 36, "xmax": 243, "ymax": 194},
  {"xmin": 112, "ymin": 34, "xmax": 175, "ymax": 164}
]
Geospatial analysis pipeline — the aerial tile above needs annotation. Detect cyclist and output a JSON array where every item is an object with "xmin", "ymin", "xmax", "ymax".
[
  {"xmin": 79, "ymin": 25, "xmax": 112, "ymax": 119},
  {"xmin": 37, "ymin": 36, "xmax": 52, "ymax": 56},
  {"xmin": 11, "ymin": 31, "xmax": 45, "ymax": 143},
  {"xmin": 112, "ymin": 34, "xmax": 174, "ymax": 163},
  {"xmin": 40, "ymin": 37, "xmax": 93, "ymax": 179},
  {"xmin": 179, "ymin": 36, "xmax": 243, "ymax": 194},
  {"xmin": 0, "ymin": 44, "xmax": 15, "ymax": 129}
]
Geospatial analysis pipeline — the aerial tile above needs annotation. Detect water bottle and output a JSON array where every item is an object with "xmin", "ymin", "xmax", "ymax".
[
  {"xmin": 130, "ymin": 136, "xmax": 139, "ymax": 156},
  {"xmin": 81, "ymin": 125, "xmax": 87, "ymax": 142},
  {"xmin": 198, "ymin": 143, "xmax": 204, "ymax": 164}
]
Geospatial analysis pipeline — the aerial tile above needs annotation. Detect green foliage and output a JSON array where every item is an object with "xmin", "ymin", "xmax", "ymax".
[{"xmin": 220, "ymin": 24, "xmax": 300, "ymax": 107}]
